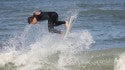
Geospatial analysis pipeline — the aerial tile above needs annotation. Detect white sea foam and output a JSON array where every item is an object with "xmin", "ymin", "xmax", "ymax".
[
  {"xmin": 0, "ymin": 16, "xmax": 94, "ymax": 70},
  {"xmin": 115, "ymin": 52, "xmax": 125, "ymax": 70}
]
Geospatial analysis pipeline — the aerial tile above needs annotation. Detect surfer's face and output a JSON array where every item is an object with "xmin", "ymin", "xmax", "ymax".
[{"xmin": 30, "ymin": 17, "xmax": 37, "ymax": 25}]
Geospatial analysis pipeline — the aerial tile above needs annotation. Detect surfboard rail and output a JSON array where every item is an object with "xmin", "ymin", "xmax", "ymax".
[{"xmin": 63, "ymin": 16, "xmax": 75, "ymax": 39}]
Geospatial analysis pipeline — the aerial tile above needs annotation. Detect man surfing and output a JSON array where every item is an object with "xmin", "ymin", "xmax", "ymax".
[{"xmin": 28, "ymin": 10, "xmax": 69, "ymax": 34}]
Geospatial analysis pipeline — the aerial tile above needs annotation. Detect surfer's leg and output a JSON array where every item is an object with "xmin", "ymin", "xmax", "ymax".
[
  {"xmin": 48, "ymin": 20, "xmax": 63, "ymax": 34},
  {"xmin": 48, "ymin": 20, "xmax": 54, "ymax": 33},
  {"xmin": 54, "ymin": 21, "xmax": 65, "ymax": 26},
  {"xmin": 54, "ymin": 21, "xmax": 69, "ymax": 30},
  {"xmin": 52, "ymin": 13, "xmax": 69, "ymax": 29}
]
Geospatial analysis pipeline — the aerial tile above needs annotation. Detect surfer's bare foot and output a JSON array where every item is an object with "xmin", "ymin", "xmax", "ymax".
[{"xmin": 64, "ymin": 21, "xmax": 69, "ymax": 30}]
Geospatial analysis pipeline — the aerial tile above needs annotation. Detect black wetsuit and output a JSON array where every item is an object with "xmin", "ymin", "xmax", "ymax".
[{"xmin": 34, "ymin": 12, "xmax": 65, "ymax": 34}]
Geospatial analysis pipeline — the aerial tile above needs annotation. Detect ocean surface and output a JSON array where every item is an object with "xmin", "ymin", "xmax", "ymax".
[{"xmin": 0, "ymin": 0, "xmax": 125, "ymax": 70}]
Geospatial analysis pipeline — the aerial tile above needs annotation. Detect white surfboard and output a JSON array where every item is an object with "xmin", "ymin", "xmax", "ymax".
[{"xmin": 63, "ymin": 16, "xmax": 75, "ymax": 39}]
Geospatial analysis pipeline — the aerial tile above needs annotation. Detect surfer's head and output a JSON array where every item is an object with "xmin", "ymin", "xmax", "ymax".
[{"xmin": 28, "ymin": 16, "xmax": 37, "ymax": 24}]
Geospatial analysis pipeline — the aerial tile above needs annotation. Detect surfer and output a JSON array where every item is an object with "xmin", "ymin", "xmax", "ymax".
[{"xmin": 28, "ymin": 10, "xmax": 69, "ymax": 34}]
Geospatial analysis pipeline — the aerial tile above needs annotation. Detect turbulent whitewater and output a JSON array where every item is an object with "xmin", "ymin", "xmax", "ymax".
[{"xmin": 0, "ymin": 24, "xmax": 94, "ymax": 70}]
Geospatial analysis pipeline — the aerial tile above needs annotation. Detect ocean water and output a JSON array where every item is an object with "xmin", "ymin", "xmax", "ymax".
[{"xmin": 0, "ymin": 0, "xmax": 125, "ymax": 70}]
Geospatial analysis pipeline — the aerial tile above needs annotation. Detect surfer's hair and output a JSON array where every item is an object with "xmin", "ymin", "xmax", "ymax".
[{"xmin": 28, "ymin": 16, "xmax": 35, "ymax": 24}]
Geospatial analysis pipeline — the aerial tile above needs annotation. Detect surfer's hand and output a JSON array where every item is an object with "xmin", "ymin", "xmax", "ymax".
[{"xmin": 33, "ymin": 11, "xmax": 41, "ymax": 15}]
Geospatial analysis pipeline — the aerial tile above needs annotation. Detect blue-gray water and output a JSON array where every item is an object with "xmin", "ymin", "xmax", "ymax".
[{"xmin": 0, "ymin": 0, "xmax": 125, "ymax": 70}]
